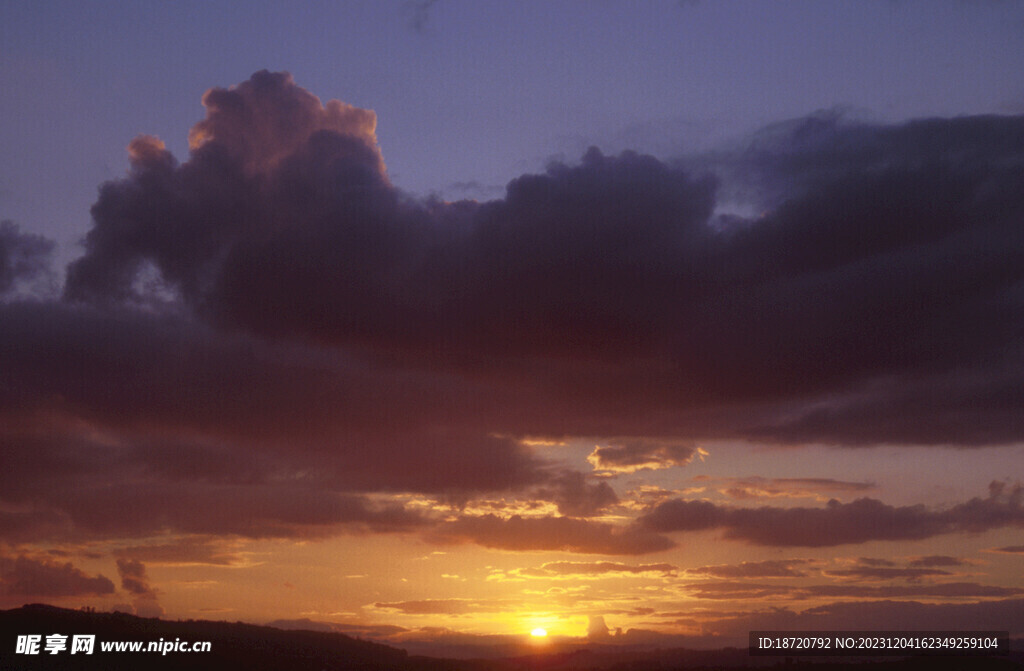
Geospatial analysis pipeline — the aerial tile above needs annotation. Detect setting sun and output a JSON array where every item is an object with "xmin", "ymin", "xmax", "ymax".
[{"xmin": 530, "ymin": 628, "xmax": 548, "ymax": 638}]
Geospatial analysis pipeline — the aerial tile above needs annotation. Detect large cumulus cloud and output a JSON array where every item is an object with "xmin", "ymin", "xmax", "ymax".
[{"xmin": 62, "ymin": 72, "xmax": 1024, "ymax": 447}]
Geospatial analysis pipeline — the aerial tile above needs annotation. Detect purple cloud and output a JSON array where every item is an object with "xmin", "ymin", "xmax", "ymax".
[
  {"xmin": 0, "ymin": 555, "xmax": 114, "ymax": 598},
  {"xmin": 640, "ymin": 482, "xmax": 1024, "ymax": 546}
]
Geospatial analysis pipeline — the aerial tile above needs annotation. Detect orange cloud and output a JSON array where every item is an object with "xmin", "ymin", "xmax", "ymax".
[
  {"xmin": 502, "ymin": 561, "xmax": 678, "ymax": 580},
  {"xmin": 187, "ymin": 71, "xmax": 384, "ymax": 178}
]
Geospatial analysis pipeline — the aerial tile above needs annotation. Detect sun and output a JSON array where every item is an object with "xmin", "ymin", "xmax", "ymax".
[{"xmin": 530, "ymin": 627, "xmax": 548, "ymax": 638}]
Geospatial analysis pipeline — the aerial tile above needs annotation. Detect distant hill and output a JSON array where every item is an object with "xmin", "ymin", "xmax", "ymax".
[
  {"xmin": 0, "ymin": 603, "xmax": 444, "ymax": 670},
  {"xmin": 1, "ymin": 604, "xmax": 1021, "ymax": 670}
]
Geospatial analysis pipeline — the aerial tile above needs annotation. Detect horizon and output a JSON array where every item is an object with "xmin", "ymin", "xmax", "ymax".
[
  {"xmin": 3, "ymin": 602, "xmax": 1018, "ymax": 660},
  {"xmin": 2, "ymin": 1, "xmax": 1024, "ymax": 660}
]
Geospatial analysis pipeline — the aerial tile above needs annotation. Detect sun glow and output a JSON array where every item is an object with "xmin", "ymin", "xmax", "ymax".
[{"xmin": 530, "ymin": 627, "xmax": 548, "ymax": 638}]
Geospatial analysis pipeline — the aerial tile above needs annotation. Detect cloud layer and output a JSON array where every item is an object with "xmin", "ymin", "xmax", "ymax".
[
  {"xmin": 0, "ymin": 555, "xmax": 114, "ymax": 598},
  {"xmin": 640, "ymin": 482, "xmax": 1024, "ymax": 546},
  {"xmin": 60, "ymin": 72, "xmax": 1024, "ymax": 450},
  {"xmin": 428, "ymin": 514, "xmax": 675, "ymax": 555},
  {"xmin": 2, "ymin": 71, "xmax": 1023, "ymax": 560}
]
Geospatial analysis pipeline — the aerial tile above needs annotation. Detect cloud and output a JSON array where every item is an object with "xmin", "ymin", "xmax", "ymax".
[
  {"xmin": 679, "ymin": 580, "xmax": 1024, "ymax": 601},
  {"xmin": 0, "ymin": 555, "xmax": 115, "ymax": 598},
  {"xmin": 115, "ymin": 558, "xmax": 163, "ymax": 618},
  {"xmin": 509, "ymin": 561, "xmax": 678, "ymax": 579},
  {"xmin": 0, "ymin": 429, "xmax": 432, "ymax": 544},
  {"xmin": 0, "ymin": 220, "xmax": 53, "ymax": 296},
  {"xmin": 587, "ymin": 441, "xmax": 706, "ymax": 474},
  {"xmin": 54, "ymin": 480, "xmax": 429, "ymax": 541},
  {"xmin": 640, "ymin": 482, "xmax": 1024, "ymax": 546},
  {"xmin": 116, "ymin": 558, "xmax": 155, "ymax": 597},
  {"xmin": 67, "ymin": 71, "xmax": 387, "ymax": 307},
  {"xmin": 989, "ymin": 545, "xmax": 1024, "ymax": 554},
  {"xmin": 187, "ymin": 71, "xmax": 383, "ymax": 176},
  {"xmin": 619, "ymin": 485, "xmax": 694, "ymax": 511},
  {"xmin": 0, "ymin": 299, "xmax": 542, "ymax": 543},
  {"xmin": 55, "ymin": 73, "xmax": 1024, "ymax": 449},
  {"xmin": 906, "ymin": 555, "xmax": 970, "ymax": 568},
  {"xmin": 694, "ymin": 476, "xmax": 875, "ymax": 501},
  {"xmin": 427, "ymin": 514, "xmax": 675, "ymax": 555},
  {"xmin": 371, "ymin": 598, "xmax": 515, "ymax": 615},
  {"xmin": 533, "ymin": 470, "xmax": 619, "ymax": 517},
  {"xmin": 587, "ymin": 614, "xmax": 611, "ymax": 640},
  {"xmin": 4, "ymin": 72, "xmax": 1024, "ymax": 553},
  {"xmin": 685, "ymin": 559, "xmax": 815, "ymax": 578},
  {"xmin": 822, "ymin": 567, "xmax": 951, "ymax": 581},
  {"xmin": 114, "ymin": 538, "xmax": 248, "ymax": 567}
]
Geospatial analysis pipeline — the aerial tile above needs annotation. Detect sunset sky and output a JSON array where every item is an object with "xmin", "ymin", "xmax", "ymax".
[{"xmin": 2, "ymin": 0, "xmax": 1024, "ymax": 653}]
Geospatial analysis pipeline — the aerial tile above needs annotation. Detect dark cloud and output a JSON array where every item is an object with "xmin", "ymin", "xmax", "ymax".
[
  {"xmin": 906, "ymin": 555, "xmax": 969, "ymax": 568},
  {"xmin": 678, "ymin": 580, "xmax": 790, "ymax": 600},
  {"xmin": 38, "ymin": 479, "xmax": 428, "ymax": 542},
  {"xmin": 587, "ymin": 441, "xmax": 705, "ymax": 474},
  {"xmin": 0, "ymin": 555, "xmax": 115, "ymax": 598},
  {"xmin": 427, "ymin": 514, "xmax": 675, "ymax": 555},
  {"xmin": 0, "ymin": 220, "xmax": 53, "ymax": 295},
  {"xmin": 4, "ymin": 71, "xmax": 1024, "ymax": 553},
  {"xmin": 116, "ymin": 558, "xmax": 154, "ymax": 597},
  {"xmin": 534, "ymin": 471, "xmax": 619, "ymax": 517},
  {"xmin": 805, "ymin": 582, "xmax": 1022, "ymax": 599},
  {"xmin": 115, "ymin": 558, "xmax": 163, "ymax": 618},
  {"xmin": 822, "ymin": 567, "xmax": 951, "ymax": 581},
  {"xmin": 640, "ymin": 482, "xmax": 1024, "ymax": 546},
  {"xmin": 55, "ymin": 72, "xmax": 1024, "ymax": 449},
  {"xmin": 0, "ymin": 299, "xmax": 542, "ymax": 543},
  {"xmin": 990, "ymin": 545, "xmax": 1024, "ymax": 554},
  {"xmin": 679, "ymin": 580, "xmax": 1023, "ymax": 601},
  {"xmin": 694, "ymin": 476, "xmax": 876, "ymax": 501},
  {"xmin": 114, "ymin": 538, "xmax": 247, "ymax": 567},
  {"xmin": 685, "ymin": 559, "xmax": 815, "ymax": 578}
]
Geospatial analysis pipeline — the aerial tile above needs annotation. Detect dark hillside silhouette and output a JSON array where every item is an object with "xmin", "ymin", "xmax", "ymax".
[{"xmin": 1, "ymin": 605, "xmax": 1020, "ymax": 670}]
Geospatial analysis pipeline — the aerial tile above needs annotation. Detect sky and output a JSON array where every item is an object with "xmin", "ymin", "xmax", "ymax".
[{"xmin": 2, "ymin": 0, "xmax": 1024, "ymax": 654}]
